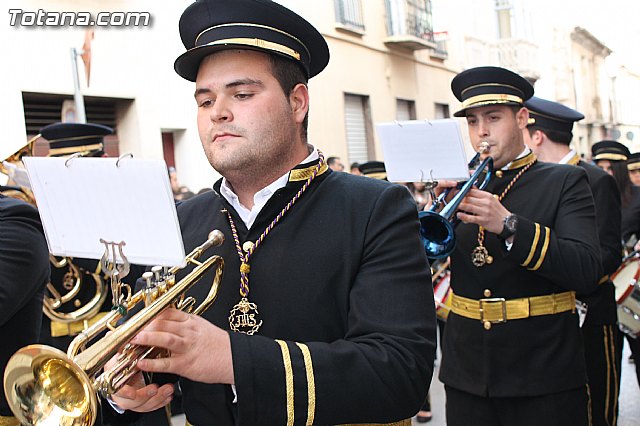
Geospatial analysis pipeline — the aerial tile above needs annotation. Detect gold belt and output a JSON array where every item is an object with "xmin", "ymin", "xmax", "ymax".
[
  {"xmin": 0, "ymin": 415, "xmax": 19, "ymax": 426},
  {"xmin": 451, "ymin": 291, "xmax": 576, "ymax": 325},
  {"xmin": 50, "ymin": 312, "xmax": 110, "ymax": 337},
  {"xmin": 339, "ymin": 420, "xmax": 412, "ymax": 426},
  {"xmin": 187, "ymin": 419, "xmax": 411, "ymax": 426}
]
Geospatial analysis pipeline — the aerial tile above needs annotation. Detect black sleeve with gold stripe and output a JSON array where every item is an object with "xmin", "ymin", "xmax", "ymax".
[
  {"xmin": 231, "ymin": 337, "xmax": 317, "ymax": 426},
  {"xmin": 506, "ymin": 167, "xmax": 603, "ymax": 294}
]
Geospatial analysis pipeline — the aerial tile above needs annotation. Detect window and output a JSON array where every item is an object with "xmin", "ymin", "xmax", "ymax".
[
  {"xmin": 495, "ymin": 0, "xmax": 512, "ymax": 39},
  {"xmin": 396, "ymin": 99, "xmax": 416, "ymax": 121},
  {"xmin": 334, "ymin": 0, "xmax": 365, "ymax": 31},
  {"xmin": 344, "ymin": 93, "xmax": 373, "ymax": 164},
  {"xmin": 385, "ymin": 0, "xmax": 434, "ymax": 41},
  {"xmin": 434, "ymin": 103, "xmax": 450, "ymax": 119}
]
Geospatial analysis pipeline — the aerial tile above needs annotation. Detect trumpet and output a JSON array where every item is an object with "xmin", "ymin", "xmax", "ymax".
[
  {"xmin": 419, "ymin": 143, "xmax": 493, "ymax": 259},
  {"xmin": 3, "ymin": 230, "xmax": 225, "ymax": 426}
]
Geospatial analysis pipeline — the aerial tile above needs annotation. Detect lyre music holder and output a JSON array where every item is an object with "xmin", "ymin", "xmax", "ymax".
[{"xmin": 99, "ymin": 239, "xmax": 131, "ymax": 315}]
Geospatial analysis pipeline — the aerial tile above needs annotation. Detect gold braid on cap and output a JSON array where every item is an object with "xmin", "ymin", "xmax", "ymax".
[
  {"xmin": 461, "ymin": 94, "xmax": 523, "ymax": 109},
  {"xmin": 194, "ymin": 22, "xmax": 310, "ymax": 61},
  {"xmin": 594, "ymin": 153, "xmax": 628, "ymax": 161}
]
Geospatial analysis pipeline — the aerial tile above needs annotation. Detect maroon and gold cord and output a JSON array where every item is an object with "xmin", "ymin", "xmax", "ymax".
[
  {"xmin": 225, "ymin": 152, "xmax": 326, "ymax": 299},
  {"xmin": 476, "ymin": 159, "xmax": 536, "ymax": 259}
]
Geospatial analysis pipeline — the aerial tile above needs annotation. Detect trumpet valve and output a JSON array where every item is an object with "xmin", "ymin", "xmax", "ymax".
[
  {"xmin": 142, "ymin": 271, "xmax": 156, "ymax": 306},
  {"xmin": 152, "ymin": 265, "xmax": 163, "ymax": 282}
]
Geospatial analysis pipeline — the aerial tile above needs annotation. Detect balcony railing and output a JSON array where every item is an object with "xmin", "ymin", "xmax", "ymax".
[
  {"xmin": 430, "ymin": 32, "xmax": 448, "ymax": 59},
  {"xmin": 494, "ymin": 38, "xmax": 540, "ymax": 81},
  {"xmin": 384, "ymin": 0, "xmax": 436, "ymax": 50}
]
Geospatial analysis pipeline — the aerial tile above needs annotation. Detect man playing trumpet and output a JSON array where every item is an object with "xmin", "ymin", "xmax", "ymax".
[
  {"xmin": 107, "ymin": 1, "xmax": 436, "ymax": 425},
  {"xmin": 435, "ymin": 66, "xmax": 602, "ymax": 426}
]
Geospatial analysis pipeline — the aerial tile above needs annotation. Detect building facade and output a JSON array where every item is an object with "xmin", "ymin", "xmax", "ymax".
[{"xmin": 3, "ymin": 0, "xmax": 640, "ymax": 192}]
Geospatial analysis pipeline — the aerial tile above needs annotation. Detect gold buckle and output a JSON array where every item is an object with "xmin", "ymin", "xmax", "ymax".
[{"xmin": 479, "ymin": 298, "xmax": 507, "ymax": 323}]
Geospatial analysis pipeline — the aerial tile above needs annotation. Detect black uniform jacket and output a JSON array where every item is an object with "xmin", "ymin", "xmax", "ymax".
[
  {"xmin": 440, "ymin": 155, "xmax": 602, "ymax": 397},
  {"xmin": 0, "ymin": 195, "xmax": 49, "ymax": 416},
  {"xmin": 622, "ymin": 185, "xmax": 640, "ymax": 243},
  {"xmin": 172, "ymin": 164, "xmax": 436, "ymax": 425},
  {"xmin": 577, "ymin": 160, "xmax": 621, "ymax": 326}
]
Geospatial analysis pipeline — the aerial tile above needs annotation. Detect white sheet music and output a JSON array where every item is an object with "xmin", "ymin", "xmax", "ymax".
[
  {"xmin": 23, "ymin": 156, "xmax": 185, "ymax": 267},
  {"xmin": 376, "ymin": 119, "xmax": 470, "ymax": 182}
]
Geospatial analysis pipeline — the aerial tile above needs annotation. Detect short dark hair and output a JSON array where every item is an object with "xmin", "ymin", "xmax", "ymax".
[
  {"xmin": 327, "ymin": 156, "xmax": 340, "ymax": 166},
  {"xmin": 527, "ymin": 126, "xmax": 573, "ymax": 145},
  {"xmin": 267, "ymin": 55, "xmax": 309, "ymax": 140}
]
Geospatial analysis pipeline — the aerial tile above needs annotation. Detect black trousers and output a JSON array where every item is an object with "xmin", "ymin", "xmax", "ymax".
[
  {"xmin": 420, "ymin": 319, "xmax": 446, "ymax": 412},
  {"xmin": 625, "ymin": 333, "xmax": 640, "ymax": 387},
  {"xmin": 582, "ymin": 324, "xmax": 622, "ymax": 426},
  {"xmin": 445, "ymin": 385, "xmax": 590, "ymax": 426}
]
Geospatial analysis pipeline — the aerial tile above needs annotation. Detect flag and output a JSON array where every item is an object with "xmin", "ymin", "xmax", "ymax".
[{"xmin": 80, "ymin": 28, "xmax": 95, "ymax": 87}]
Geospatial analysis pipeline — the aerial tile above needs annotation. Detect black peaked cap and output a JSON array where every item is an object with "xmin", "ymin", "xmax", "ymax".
[
  {"xmin": 451, "ymin": 66, "xmax": 534, "ymax": 117},
  {"xmin": 525, "ymin": 96, "xmax": 584, "ymax": 133},
  {"xmin": 627, "ymin": 152, "xmax": 640, "ymax": 170},
  {"xmin": 591, "ymin": 140, "xmax": 631, "ymax": 162},
  {"xmin": 175, "ymin": 0, "xmax": 330, "ymax": 81},
  {"xmin": 358, "ymin": 161, "xmax": 387, "ymax": 180},
  {"xmin": 40, "ymin": 122, "xmax": 113, "ymax": 157}
]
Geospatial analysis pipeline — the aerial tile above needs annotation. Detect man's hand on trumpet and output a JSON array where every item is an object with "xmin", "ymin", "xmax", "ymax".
[
  {"xmin": 109, "ymin": 308, "xmax": 234, "ymax": 412},
  {"xmin": 456, "ymin": 188, "xmax": 511, "ymax": 236},
  {"xmin": 425, "ymin": 180, "xmax": 513, "ymax": 242},
  {"xmin": 422, "ymin": 179, "xmax": 459, "ymax": 212},
  {"xmin": 108, "ymin": 369, "xmax": 174, "ymax": 413}
]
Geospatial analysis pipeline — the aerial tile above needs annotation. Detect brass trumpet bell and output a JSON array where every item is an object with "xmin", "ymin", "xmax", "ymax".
[{"xmin": 3, "ymin": 345, "xmax": 97, "ymax": 426}]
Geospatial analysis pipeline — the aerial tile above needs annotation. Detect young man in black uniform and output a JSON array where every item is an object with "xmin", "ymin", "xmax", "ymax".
[
  {"xmin": 0, "ymin": 195, "xmax": 50, "ymax": 426},
  {"xmin": 628, "ymin": 152, "xmax": 640, "ymax": 187},
  {"xmin": 436, "ymin": 66, "xmax": 602, "ymax": 426},
  {"xmin": 524, "ymin": 96, "xmax": 622, "ymax": 426},
  {"xmin": 109, "ymin": 1, "xmax": 436, "ymax": 425},
  {"xmin": 592, "ymin": 140, "xmax": 640, "ymax": 390}
]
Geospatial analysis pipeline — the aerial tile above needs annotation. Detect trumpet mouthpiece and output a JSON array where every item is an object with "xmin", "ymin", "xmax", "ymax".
[
  {"xmin": 203, "ymin": 230, "xmax": 225, "ymax": 250},
  {"xmin": 478, "ymin": 142, "xmax": 490, "ymax": 153}
]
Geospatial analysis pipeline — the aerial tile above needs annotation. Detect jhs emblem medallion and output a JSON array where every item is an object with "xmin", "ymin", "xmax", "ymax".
[
  {"xmin": 472, "ymin": 246, "xmax": 493, "ymax": 267},
  {"xmin": 229, "ymin": 297, "xmax": 263, "ymax": 335}
]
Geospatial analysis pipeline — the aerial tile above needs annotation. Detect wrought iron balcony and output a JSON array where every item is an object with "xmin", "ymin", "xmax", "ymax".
[{"xmin": 384, "ymin": 0, "xmax": 436, "ymax": 50}]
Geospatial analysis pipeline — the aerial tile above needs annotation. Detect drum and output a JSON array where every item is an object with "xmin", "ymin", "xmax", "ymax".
[
  {"xmin": 611, "ymin": 257, "xmax": 640, "ymax": 336},
  {"xmin": 433, "ymin": 269, "xmax": 452, "ymax": 321}
]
